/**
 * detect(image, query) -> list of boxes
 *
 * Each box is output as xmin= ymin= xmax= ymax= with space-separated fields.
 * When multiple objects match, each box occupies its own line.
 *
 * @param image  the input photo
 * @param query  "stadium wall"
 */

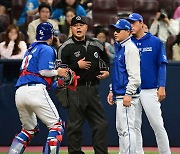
xmin=0 ymin=60 xmax=179 ymax=147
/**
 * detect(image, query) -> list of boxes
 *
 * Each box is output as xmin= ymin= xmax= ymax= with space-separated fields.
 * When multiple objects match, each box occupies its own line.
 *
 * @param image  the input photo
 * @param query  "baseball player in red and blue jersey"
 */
xmin=127 ymin=13 xmax=171 ymax=154
xmin=8 ymin=22 xmax=68 ymax=154
xmin=107 ymin=19 xmax=141 ymax=154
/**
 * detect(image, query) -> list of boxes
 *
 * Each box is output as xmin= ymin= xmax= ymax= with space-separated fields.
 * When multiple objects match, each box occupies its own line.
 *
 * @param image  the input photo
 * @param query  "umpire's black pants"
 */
xmin=67 ymin=85 xmax=108 ymax=154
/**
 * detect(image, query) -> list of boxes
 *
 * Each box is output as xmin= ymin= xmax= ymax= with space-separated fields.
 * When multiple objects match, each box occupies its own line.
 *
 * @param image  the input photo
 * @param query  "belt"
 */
xmin=28 ymin=83 xmax=37 ymax=86
xmin=78 ymin=81 xmax=97 ymax=87
xmin=16 ymin=83 xmax=46 ymax=91
xmin=26 ymin=83 xmax=46 ymax=88
xmin=116 ymin=93 xmax=140 ymax=99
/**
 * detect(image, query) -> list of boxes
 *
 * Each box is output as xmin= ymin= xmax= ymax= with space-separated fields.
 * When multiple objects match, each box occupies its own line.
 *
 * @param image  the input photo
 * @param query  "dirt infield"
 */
xmin=1 ymin=146 xmax=180 ymax=153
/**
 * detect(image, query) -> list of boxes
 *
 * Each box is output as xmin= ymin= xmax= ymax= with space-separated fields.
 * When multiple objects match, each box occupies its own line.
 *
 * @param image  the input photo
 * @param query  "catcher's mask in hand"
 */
xmin=55 ymin=63 xmax=80 ymax=90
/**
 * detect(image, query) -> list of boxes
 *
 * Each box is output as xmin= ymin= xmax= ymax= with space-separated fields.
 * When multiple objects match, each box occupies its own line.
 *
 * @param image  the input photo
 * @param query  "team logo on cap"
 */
xmin=39 ymin=30 xmax=44 ymax=36
xmin=116 ymin=20 xmax=120 ymax=25
xmin=76 ymin=16 xmax=81 ymax=20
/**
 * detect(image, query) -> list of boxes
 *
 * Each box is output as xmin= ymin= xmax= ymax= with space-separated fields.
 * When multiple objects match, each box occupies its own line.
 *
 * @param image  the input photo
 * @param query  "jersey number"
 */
xmin=21 ymin=55 xmax=33 ymax=69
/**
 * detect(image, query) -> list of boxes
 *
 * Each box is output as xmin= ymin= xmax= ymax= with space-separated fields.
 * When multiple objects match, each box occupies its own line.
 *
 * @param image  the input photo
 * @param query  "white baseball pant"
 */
xmin=135 ymin=89 xmax=171 ymax=154
xmin=116 ymin=97 xmax=139 ymax=154
xmin=15 ymin=84 xmax=60 ymax=130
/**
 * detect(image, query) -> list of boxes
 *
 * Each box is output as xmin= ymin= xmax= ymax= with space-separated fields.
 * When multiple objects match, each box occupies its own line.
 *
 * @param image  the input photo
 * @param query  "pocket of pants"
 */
xmin=55 ymin=87 xmax=69 ymax=108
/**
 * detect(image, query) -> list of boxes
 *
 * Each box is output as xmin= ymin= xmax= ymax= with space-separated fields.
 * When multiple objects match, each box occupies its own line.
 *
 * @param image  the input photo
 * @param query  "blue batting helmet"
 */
xmin=36 ymin=22 xmax=54 ymax=41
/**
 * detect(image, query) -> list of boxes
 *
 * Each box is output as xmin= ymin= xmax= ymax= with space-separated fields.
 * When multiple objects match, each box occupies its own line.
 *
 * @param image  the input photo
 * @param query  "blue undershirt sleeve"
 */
xmin=158 ymin=63 xmax=166 ymax=87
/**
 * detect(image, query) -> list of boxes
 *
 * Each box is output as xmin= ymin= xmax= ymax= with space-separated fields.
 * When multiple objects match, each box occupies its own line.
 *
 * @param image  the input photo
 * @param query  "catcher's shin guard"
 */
xmin=8 ymin=139 xmax=25 ymax=154
xmin=43 ymin=121 xmax=65 ymax=154
xmin=43 ymin=140 xmax=61 ymax=154
xmin=8 ymin=126 xmax=39 ymax=154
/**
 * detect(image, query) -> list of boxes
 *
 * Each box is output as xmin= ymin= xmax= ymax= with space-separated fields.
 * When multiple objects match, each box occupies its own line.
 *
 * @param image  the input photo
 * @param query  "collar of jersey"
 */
xmin=120 ymin=36 xmax=131 ymax=47
xmin=72 ymin=36 xmax=86 ymax=44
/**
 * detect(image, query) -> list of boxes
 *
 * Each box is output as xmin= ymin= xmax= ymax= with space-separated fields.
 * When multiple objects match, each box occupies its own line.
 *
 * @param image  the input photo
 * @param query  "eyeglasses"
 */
xmin=114 ymin=29 xmax=126 ymax=33
xmin=129 ymin=20 xmax=141 ymax=24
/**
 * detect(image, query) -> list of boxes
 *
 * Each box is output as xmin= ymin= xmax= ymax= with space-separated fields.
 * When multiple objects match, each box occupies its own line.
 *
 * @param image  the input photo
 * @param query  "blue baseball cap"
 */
xmin=110 ymin=19 xmax=132 ymax=31
xmin=127 ymin=13 xmax=143 ymax=22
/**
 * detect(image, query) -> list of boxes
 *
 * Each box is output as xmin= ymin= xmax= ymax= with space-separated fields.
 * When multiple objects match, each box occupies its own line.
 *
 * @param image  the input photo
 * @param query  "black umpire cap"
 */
xmin=71 ymin=16 xmax=87 ymax=26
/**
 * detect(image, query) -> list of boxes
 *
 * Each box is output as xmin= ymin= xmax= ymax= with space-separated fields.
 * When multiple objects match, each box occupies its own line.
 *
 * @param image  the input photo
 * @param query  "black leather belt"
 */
xmin=78 ymin=81 xmax=97 ymax=86
xmin=27 ymin=83 xmax=45 ymax=87
xmin=28 ymin=83 xmax=37 ymax=86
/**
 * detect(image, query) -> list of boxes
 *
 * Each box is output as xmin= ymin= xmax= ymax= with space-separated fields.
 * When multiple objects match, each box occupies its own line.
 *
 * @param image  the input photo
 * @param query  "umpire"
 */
xmin=57 ymin=16 xmax=110 ymax=154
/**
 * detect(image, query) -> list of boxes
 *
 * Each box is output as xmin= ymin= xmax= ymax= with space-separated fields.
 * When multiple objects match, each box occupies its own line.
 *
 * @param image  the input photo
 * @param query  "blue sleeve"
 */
xmin=76 ymin=5 xmax=87 ymax=16
xmin=158 ymin=63 xmax=166 ymax=87
xmin=39 ymin=47 xmax=55 ymax=71
xmin=158 ymin=40 xmax=168 ymax=65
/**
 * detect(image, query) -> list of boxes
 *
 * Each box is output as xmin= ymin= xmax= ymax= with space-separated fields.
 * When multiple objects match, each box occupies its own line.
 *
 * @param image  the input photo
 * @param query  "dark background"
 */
xmin=0 ymin=60 xmax=179 ymax=147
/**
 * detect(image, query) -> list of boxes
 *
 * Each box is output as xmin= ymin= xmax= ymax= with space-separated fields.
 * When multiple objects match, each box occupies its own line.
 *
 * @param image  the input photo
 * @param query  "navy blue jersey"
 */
xmin=16 ymin=42 xmax=56 ymax=88
xmin=131 ymin=32 xmax=168 ymax=89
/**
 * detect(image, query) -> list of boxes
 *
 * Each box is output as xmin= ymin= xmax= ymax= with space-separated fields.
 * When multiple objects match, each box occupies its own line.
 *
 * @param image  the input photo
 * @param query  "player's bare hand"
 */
xmin=96 ymin=71 xmax=109 ymax=80
xmin=57 ymin=67 xmax=68 ymax=77
xmin=107 ymin=92 xmax=114 ymax=105
xmin=157 ymin=87 xmax=166 ymax=102
xmin=78 ymin=57 xmax=91 ymax=69
xmin=123 ymin=95 xmax=132 ymax=107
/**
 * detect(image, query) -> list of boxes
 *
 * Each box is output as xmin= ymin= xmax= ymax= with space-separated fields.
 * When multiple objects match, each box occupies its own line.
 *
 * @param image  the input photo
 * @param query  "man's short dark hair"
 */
xmin=38 ymin=3 xmax=51 ymax=13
